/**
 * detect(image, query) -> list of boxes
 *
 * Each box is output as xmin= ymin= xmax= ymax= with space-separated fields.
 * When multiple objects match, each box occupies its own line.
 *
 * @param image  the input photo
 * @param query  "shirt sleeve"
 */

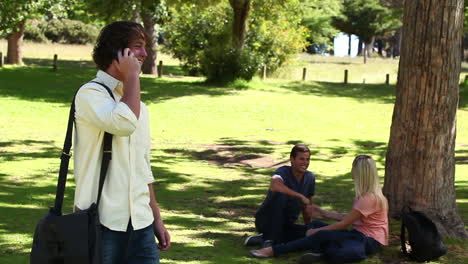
xmin=353 ymin=194 xmax=378 ymax=217
xmin=142 ymin=104 xmax=155 ymax=184
xmin=75 ymin=84 xmax=138 ymax=136
xmin=145 ymin=148 xmax=155 ymax=184
xmin=307 ymin=173 xmax=315 ymax=197
xmin=272 ymin=167 xmax=286 ymax=181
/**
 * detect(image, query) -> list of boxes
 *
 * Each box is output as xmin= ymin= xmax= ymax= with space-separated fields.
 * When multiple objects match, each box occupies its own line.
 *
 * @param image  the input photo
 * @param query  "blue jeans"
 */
xmin=272 ymin=220 xmax=381 ymax=262
xmin=102 ymin=221 xmax=159 ymax=264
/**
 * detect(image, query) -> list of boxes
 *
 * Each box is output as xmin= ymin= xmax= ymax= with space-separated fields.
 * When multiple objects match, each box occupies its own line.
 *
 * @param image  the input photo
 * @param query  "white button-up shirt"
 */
xmin=73 ymin=70 xmax=154 ymax=231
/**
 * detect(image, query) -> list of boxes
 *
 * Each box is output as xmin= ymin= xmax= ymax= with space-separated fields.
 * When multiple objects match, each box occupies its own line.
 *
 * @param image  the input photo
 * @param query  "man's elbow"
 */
xmin=109 ymin=119 xmax=137 ymax=136
xmin=270 ymin=181 xmax=281 ymax=192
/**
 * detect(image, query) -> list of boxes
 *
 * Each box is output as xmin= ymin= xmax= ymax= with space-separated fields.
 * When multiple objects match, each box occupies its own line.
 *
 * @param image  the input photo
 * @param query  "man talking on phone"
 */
xmin=73 ymin=21 xmax=170 ymax=264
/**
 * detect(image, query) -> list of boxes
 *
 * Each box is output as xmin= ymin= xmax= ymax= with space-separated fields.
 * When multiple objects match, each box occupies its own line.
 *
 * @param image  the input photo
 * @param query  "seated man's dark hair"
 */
xmin=290 ymin=144 xmax=310 ymax=158
xmin=93 ymin=21 xmax=147 ymax=71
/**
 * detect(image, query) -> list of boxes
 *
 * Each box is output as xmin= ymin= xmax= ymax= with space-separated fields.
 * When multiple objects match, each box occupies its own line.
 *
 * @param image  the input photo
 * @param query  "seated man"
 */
xmin=244 ymin=144 xmax=316 ymax=247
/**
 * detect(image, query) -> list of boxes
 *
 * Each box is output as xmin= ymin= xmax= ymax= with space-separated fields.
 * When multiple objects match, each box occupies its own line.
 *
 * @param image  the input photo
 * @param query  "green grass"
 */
xmin=0 ymin=41 xmax=467 ymax=263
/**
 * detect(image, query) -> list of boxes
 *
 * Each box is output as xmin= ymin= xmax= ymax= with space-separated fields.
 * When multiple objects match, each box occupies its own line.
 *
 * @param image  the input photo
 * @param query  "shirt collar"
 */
xmin=96 ymin=70 xmax=121 ymax=91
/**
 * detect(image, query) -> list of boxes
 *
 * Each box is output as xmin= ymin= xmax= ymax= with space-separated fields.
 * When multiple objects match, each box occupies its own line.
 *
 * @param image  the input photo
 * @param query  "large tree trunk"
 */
xmin=376 ymin=39 xmax=383 ymax=56
xmin=7 ymin=20 xmax=25 ymax=65
xmin=229 ymin=0 xmax=251 ymax=50
xmin=141 ymin=9 xmax=157 ymax=75
xmin=384 ymin=0 xmax=467 ymax=238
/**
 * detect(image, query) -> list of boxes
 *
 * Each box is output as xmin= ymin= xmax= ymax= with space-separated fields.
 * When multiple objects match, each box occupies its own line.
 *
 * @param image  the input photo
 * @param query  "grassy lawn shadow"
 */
xmin=0 ymin=65 xmax=231 ymax=105
xmin=280 ymin=81 xmax=396 ymax=104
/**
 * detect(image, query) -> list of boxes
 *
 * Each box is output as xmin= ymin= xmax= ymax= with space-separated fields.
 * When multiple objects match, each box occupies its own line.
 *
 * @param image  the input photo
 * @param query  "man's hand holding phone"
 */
xmin=113 ymin=48 xmax=141 ymax=82
xmin=112 ymin=48 xmax=142 ymax=118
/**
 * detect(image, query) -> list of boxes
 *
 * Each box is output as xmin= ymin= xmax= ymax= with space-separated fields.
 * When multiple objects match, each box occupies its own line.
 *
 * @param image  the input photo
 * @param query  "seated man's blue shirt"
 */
xmin=258 ymin=165 xmax=315 ymax=224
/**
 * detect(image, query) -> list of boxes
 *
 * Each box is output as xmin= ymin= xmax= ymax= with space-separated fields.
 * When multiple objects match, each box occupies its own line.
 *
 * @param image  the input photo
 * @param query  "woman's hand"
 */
xmin=300 ymin=194 xmax=311 ymax=206
xmin=306 ymin=228 xmax=320 ymax=236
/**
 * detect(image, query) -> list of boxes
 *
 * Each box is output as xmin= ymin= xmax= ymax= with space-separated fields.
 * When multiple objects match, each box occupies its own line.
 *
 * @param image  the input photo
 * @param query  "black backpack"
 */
xmin=400 ymin=208 xmax=447 ymax=262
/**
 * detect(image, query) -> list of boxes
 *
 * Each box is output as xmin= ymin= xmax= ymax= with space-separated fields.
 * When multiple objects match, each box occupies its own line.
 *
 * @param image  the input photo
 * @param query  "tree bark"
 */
xmin=376 ymin=39 xmax=383 ymax=56
xmin=7 ymin=20 xmax=25 ymax=65
xmin=229 ymin=0 xmax=251 ymax=50
xmin=384 ymin=0 xmax=468 ymax=238
xmin=141 ymin=9 xmax=157 ymax=75
xmin=365 ymin=36 xmax=375 ymax=58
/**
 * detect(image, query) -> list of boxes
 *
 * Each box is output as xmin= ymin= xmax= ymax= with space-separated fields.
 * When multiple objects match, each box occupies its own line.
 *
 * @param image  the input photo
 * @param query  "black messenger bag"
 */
xmin=30 ymin=82 xmax=115 ymax=264
xmin=400 ymin=207 xmax=447 ymax=262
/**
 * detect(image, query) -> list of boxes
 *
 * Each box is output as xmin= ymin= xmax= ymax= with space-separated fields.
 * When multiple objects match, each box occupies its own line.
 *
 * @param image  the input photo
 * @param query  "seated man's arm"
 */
xmin=302 ymin=198 xmax=314 ymax=224
xmin=270 ymin=177 xmax=310 ymax=205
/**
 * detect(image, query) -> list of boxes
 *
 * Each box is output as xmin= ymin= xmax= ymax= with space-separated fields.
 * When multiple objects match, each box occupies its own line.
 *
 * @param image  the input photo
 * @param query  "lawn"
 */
xmin=0 ymin=41 xmax=467 ymax=264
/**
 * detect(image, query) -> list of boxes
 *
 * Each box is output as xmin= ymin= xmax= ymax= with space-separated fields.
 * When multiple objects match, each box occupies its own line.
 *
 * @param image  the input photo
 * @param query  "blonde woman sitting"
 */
xmin=250 ymin=155 xmax=388 ymax=263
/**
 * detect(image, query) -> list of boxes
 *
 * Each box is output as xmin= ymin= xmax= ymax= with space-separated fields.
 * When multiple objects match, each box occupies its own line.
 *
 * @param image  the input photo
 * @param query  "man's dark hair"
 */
xmin=290 ymin=144 xmax=310 ymax=158
xmin=93 ymin=21 xmax=147 ymax=71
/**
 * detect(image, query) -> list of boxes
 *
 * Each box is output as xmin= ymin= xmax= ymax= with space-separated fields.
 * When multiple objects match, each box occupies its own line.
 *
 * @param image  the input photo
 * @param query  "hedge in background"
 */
xmin=25 ymin=19 xmax=99 ymax=44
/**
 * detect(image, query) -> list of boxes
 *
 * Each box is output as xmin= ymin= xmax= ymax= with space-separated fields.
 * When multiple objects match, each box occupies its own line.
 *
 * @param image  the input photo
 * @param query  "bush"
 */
xmin=24 ymin=19 xmax=98 ymax=44
xmin=163 ymin=4 xmax=230 ymax=76
xmin=163 ymin=0 xmax=308 ymax=82
xmin=24 ymin=20 xmax=48 ymax=43
xmin=202 ymin=45 xmax=262 ymax=83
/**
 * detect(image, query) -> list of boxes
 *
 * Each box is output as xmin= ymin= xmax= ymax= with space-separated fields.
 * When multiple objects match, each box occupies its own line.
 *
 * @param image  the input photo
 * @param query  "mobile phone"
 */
xmin=112 ymin=49 xmax=123 ymax=62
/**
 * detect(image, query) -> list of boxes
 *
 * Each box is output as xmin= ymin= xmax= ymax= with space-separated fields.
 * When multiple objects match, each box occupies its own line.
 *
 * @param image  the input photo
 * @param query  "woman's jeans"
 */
xmin=101 ymin=221 xmax=159 ymax=264
xmin=272 ymin=220 xmax=381 ymax=261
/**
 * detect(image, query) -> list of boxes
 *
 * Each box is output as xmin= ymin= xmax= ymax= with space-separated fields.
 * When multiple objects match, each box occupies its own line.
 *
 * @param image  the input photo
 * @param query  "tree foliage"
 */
xmin=0 ymin=0 xmax=51 ymax=34
xmin=333 ymin=0 xmax=401 ymax=43
xmin=300 ymin=0 xmax=341 ymax=47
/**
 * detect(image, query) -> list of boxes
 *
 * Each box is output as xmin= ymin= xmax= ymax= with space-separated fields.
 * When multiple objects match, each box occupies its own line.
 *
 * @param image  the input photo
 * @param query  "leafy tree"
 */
xmin=333 ymin=0 xmax=401 ymax=62
xmin=0 ymin=0 xmax=103 ymax=64
xmin=300 ymin=0 xmax=341 ymax=50
xmin=0 ymin=0 xmax=54 ymax=64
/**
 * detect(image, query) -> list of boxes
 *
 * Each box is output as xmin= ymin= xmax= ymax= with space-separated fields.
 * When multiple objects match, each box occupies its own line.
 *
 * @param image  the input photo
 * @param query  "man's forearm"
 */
xmin=148 ymin=184 xmax=163 ymax=223
xmin=271 ymin=178 xmax=304 ymax=200
xmin=121 ymin=74 xmax=141 ymax=118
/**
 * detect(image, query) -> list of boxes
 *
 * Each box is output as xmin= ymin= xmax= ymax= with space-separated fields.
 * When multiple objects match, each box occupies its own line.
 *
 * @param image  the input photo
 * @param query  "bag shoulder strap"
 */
xmin=53 ymin=81 xmax=115 ymax=215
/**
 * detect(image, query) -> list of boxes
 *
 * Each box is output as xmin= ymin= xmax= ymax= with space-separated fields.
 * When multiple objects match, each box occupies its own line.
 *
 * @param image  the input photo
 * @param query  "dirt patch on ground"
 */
xmin=160 ymin=140 xmax=291 ymax=168
xmin=199 ymin=144 xmax=288 ymax=168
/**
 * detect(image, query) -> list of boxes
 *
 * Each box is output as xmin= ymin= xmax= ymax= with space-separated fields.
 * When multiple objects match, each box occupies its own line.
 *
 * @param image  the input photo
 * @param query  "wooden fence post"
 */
xmin=0 ymin=52 xmax=3 ymax=67
xmin=386 ymin=74 xmax=390 ymax=85
xmin=157 ymin=60 xmax=163 ymax=77
xmin=302 ymin=67 xmax=307 ymax=81
xmin=262 ymin=64 xmax=267 ymax=80
xmin=53 ymin=54 xmax=58 ymax=71
xmin=344 ymin=69 xmax=348 ymax=84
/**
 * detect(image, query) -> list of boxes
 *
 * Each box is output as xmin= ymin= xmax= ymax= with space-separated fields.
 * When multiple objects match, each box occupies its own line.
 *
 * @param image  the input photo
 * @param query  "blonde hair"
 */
xmin=352 ymin=155 xmax=388 ymax=210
